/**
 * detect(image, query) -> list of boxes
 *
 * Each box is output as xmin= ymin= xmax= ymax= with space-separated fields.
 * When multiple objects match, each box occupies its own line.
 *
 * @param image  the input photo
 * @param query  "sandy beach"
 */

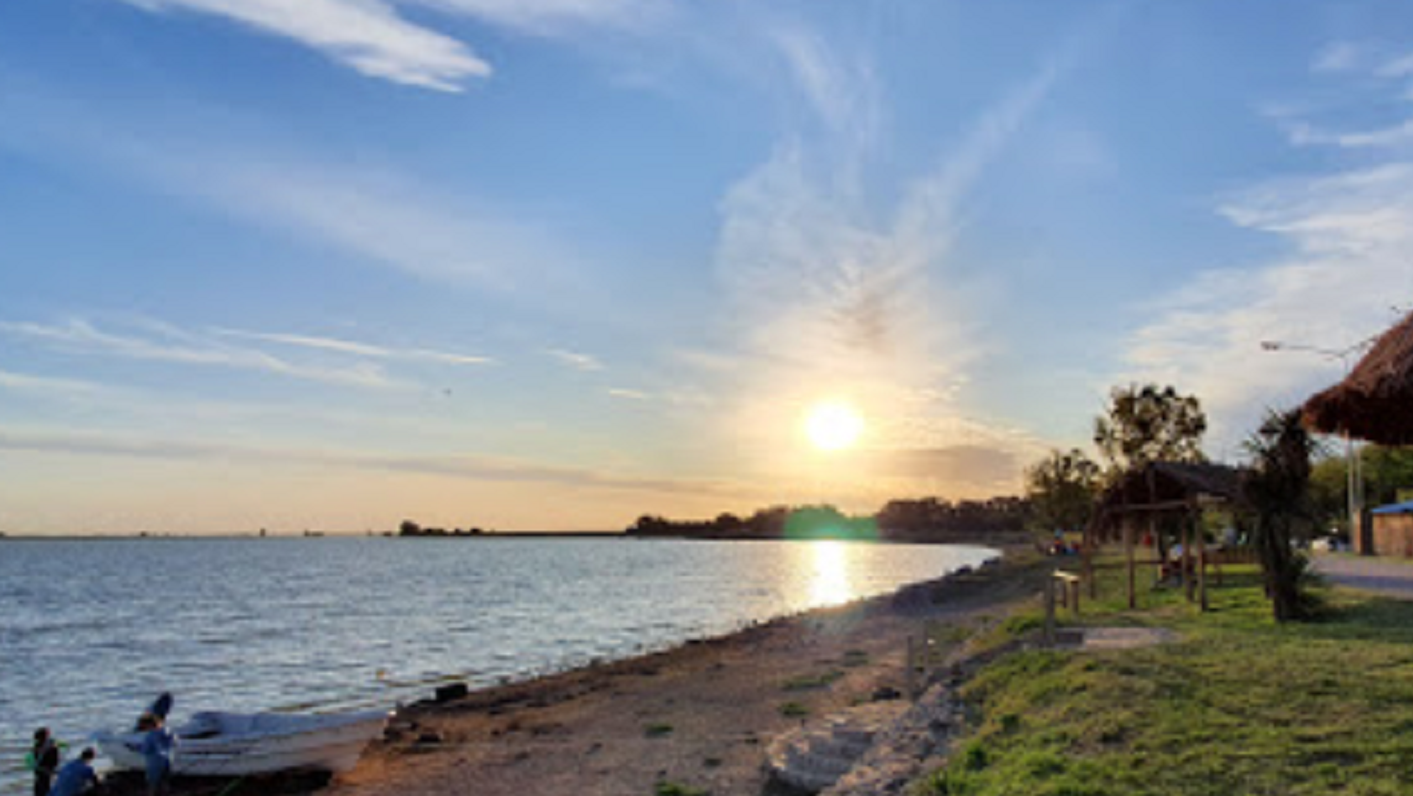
xmin=312 ymin=544 xmax=1042 ymax=796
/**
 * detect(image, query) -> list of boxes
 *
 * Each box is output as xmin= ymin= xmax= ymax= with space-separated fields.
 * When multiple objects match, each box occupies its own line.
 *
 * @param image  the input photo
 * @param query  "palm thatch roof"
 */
xmin=1303 ymin=310 xmax=1413 ymax=445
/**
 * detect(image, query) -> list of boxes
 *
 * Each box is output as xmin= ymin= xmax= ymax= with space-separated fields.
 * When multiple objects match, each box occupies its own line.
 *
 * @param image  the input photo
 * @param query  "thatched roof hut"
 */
xmin=1303 ymin=310 xmax=1413 ymax=445
xmin=1092 ymin=461 xmax=1246 ymax=530
xmin=1088 ymin=461 xmax=1246 ymax=612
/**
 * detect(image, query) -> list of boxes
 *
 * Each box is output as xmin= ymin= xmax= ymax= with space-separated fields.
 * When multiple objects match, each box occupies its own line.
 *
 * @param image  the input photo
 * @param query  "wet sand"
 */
xmin=317 ymin=544 xmax=1043 ymax=796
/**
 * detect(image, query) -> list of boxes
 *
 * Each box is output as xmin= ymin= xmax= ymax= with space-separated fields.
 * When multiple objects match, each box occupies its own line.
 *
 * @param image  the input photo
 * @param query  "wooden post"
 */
xmin=922 ymin=621 xmax=935 ymax=683
xmin=1182 ymin=516 xmax=1193 ymax=602
xmin=1147 ymin=466 xmax=1161 ymax=588
xmin=905 ymin=635 xmax=916 ymax=697
xmin=1124 ymin=519 xmax=1136 ymax=610
xmin=1044 ymin=573 xmax=1057 ymax=646
xmin=1084 ymin=544 xmax=1097 ymax=600
xmin=1196 ymin=503 xmax=1209 ymax=612
xmin=1070 ymin=577 xmax=1081 ymax=617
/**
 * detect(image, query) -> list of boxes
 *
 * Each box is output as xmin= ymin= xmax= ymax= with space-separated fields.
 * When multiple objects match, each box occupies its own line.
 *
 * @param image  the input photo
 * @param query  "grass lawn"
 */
xmin=914 ymin=557 xmax=1413 ymax=795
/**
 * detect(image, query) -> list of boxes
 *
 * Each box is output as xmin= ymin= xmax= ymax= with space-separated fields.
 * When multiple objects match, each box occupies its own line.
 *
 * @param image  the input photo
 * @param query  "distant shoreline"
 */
xmin=0 ymin=530 xmax=623 ymax=540
xmin=0 ymin=530 xmax=1028 ymax=545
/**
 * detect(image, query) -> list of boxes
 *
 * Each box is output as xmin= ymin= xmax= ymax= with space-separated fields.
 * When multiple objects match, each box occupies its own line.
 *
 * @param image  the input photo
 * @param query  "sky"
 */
xmin=4 ymin=1 xmax=1413 ymax=534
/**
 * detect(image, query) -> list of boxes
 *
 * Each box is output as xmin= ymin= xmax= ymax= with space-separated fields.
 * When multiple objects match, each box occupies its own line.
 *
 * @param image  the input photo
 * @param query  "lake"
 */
xmin=0 ymin=536 xmax=995 ymax=794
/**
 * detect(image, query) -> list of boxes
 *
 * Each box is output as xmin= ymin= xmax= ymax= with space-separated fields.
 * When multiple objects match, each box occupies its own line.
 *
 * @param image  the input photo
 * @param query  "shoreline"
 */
xmin=86 ymin=542 xmax=1041 ymax=796
xmin=321 ymin=543 xmax=1042 ymax=796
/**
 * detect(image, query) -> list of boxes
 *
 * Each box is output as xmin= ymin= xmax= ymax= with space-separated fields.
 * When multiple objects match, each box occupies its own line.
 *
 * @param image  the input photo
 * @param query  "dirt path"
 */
xmin=1313 ymin=553 xmax=1413 ymax=599
xmin=324 ymin=552 xmax=1043 ymax=796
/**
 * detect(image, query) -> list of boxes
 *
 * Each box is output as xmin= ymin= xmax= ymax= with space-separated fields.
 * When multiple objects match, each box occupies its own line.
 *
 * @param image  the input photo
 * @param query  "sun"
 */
xmin=805 ymin=400 xmax=864 ymax=452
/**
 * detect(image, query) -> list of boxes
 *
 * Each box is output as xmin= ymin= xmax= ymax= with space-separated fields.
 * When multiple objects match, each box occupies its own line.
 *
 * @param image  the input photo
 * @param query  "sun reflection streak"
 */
xmin=809 ymin=540 xmax=855 ymax=607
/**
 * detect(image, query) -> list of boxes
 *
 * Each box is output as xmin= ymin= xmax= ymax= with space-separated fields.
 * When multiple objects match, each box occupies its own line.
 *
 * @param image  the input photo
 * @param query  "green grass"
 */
xmin=654 ymin=781 xmax=708 ymax=796
xmin=781 ymin=669 xmax=845 ymax=691
xmin=779 ymin=701 xmax=810 ymax=718
xmin=841 ymin=649 xmax=871 ymax=667
xmin=913 ymin=559 xmax=1413 ymax=796
xmin=644 ymin=722 xmax=674 ymax=738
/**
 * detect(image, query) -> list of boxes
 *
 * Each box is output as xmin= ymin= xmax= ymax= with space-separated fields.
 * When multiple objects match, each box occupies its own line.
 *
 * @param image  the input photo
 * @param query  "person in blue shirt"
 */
xmin=49 ymin=748 xmax=99 ymax=796
xmin=140 ymin=716 xmax=175 ymax=796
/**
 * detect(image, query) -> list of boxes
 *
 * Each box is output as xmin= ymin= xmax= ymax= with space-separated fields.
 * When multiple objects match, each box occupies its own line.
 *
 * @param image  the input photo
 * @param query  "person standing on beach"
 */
xmin=49 ymin=748 xmax=99 ymax=796
xmin=29 ymin=727 xmax=61 ymax=796
xmin=141 ymin=716 xmax=175 ymax=796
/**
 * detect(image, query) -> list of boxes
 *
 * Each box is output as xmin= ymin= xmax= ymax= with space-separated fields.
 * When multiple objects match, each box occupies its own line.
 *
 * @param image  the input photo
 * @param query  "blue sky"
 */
xmin=3 ymin=0 xmax=1413 ymax=533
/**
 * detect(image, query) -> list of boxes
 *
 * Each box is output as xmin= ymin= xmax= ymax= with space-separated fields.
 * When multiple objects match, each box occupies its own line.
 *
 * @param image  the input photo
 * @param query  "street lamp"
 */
xmin=1261 ymin=339 xmax=1371 ymax=541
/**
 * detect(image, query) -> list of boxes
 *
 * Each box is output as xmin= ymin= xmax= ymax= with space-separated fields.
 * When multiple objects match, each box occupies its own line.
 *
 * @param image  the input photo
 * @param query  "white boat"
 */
xmin=96 ymin=709 xmax=390 ymax=777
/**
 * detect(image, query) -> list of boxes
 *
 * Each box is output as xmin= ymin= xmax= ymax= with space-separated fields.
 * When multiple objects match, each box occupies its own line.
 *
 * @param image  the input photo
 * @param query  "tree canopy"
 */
xmin=1094 ymin=384 xmax=1207 ymax=474
xmin=1360 ymin=445 xmax=1413 ymax=506
xmin=1025 ymin=448 xmax=1101 ymax=532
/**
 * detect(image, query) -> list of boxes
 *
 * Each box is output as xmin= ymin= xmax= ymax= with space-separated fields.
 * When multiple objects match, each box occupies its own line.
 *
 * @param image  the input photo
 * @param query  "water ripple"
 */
xmin=0 ymin=537 xmax=993 ymax=796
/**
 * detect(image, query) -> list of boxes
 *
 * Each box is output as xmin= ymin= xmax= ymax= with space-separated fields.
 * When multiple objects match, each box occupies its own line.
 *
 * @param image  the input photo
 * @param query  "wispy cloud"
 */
xmin=0 ymin=369 xmax=106 ymax=398
xmin=707 ymin=40 xmax=1069 ymax=484
xmin=1286 ymin=42 xmax=1413 ymax=149
xmin=0 ymin=317 xmax=398 ymax=388
xmin=0 ymin=426 xmax=743 ymax=497
xmin=417 ymin=0 xmax=661 ymax=36
xmin=113 ymin=0 xmax=663 ymax=91
xmin=1289 ymin=119 xmax=1413 ymax=149
xmin=770 ymin=26 xmax=879 ymax=145
xmin=214 ymin=328 xmax=494 ymax=366
xmin=116 ymin=0 xmax=488 ymax=91
xmin=866 ymin=445 xmax=1019 ymax=488
xmin=607 ymin=387 xmax=650 ymax=401
xmin=0 ymin=87 xmax=577 ymax=291
xmin=546 ymin=347 xmax=604 ymax=371
xmin=180 ymin=156 xmax=569 ymax=289
xmin=1120 ymin=64 xmax=1413 ymax=450
xmin=1312 ymin=41 xmax=1365 ymax=73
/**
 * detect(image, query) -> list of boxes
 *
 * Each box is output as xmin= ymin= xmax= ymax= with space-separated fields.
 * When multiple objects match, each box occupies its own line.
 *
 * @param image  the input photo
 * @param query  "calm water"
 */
xmin=0 ymin=536 xmax=994 ymax=793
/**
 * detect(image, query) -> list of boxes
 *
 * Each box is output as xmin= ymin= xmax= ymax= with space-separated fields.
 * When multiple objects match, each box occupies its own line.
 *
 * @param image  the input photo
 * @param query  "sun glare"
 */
xmin=805 ymin=400 xmax=864 ymax=452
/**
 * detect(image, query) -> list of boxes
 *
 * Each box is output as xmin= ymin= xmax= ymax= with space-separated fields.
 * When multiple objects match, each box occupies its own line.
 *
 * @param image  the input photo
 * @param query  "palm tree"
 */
xmin=1242 ymin=410 xmax=1321 ymax=622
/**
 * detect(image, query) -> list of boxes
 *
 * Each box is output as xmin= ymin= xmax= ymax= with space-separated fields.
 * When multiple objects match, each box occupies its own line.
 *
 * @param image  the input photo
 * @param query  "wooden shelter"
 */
xmin=1303 ymin=310 xmax=1413 ymax=445
xmin=1089 ymin=462 xmax=1246 ymax=612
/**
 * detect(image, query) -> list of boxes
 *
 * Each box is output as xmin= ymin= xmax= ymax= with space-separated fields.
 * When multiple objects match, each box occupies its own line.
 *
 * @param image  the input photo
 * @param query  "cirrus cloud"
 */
xmin=1119 ymin=54 xmax=1413 ymax=451
xmin=112 ymin=0 xmax=664 ymax=91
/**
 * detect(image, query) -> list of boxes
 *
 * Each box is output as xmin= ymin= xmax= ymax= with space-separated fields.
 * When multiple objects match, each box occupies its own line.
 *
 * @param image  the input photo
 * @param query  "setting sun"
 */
xmin=805 ymin=400 xmax=864 ymax=452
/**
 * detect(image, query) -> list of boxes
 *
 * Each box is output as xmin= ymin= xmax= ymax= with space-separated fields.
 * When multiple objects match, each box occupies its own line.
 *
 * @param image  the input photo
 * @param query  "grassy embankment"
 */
xmin=916 ymin=555 xmax=1413 ymax=795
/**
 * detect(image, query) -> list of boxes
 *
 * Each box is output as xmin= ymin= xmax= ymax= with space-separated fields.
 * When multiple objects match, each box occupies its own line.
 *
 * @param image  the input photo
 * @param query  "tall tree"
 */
xmin=1025 ymin=449 xmax=1101 ymax=532
xmin=1309 ymin=455 xmax=1350 ymax=534
xmin=1094 ymin=384 xmax=1207 ymax=474
xmin=1360 ymin=445 xmax=1413 ymax=506
xmin=1243 ymin=410 xmax=1320 ymax=623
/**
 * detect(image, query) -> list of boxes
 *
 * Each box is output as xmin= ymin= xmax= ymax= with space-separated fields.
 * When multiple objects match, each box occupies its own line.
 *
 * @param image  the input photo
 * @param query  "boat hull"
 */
xmin=97 ymin=710 xmax=389 ymax=777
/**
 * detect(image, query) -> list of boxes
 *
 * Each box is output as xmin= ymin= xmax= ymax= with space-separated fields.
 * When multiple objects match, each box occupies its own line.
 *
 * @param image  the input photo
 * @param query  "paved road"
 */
xmin=1313 ymin=554 xmax=1413 ymax=599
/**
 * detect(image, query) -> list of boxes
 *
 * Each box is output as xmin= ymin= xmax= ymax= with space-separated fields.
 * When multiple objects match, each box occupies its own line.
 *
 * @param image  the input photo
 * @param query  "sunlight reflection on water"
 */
xmin=808 ymin=540 xmax=854 ymax=606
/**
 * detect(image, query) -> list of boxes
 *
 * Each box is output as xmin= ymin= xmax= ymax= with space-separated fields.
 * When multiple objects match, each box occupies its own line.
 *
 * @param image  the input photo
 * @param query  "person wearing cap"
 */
xmin=49 ymin=748 xmax=99 ymax=796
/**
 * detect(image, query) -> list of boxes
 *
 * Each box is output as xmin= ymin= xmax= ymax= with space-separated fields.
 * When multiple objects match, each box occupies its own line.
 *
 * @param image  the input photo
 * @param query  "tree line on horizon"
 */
xmin=398 ymin=519 xmax=487 ymax=537
xmin=625 ymin=496 xmax=1029 ymax=542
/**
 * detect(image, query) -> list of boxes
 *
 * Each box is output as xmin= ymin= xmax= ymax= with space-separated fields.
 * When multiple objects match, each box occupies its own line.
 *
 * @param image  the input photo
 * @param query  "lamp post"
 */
xmin=1261 ymin=339 xmax=1369 ymax=541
